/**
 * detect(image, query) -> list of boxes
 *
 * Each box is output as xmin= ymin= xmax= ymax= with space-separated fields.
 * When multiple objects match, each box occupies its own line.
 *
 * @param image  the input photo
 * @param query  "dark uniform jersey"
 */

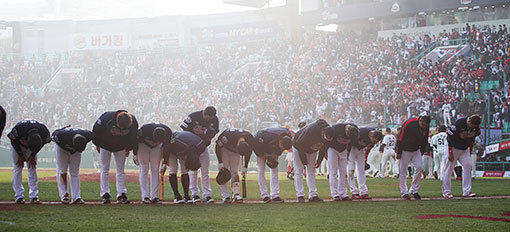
xmin=215 ymin=128 xmax=254 ymax=168
xmin=447 ymin=117 xmax=481 ymax=150
xmin=0 ymin=106 xmax=6 ymax=139
xmin=92 ymin=110 xmax=138 ymax=152
xmin=253 ymin=127 xmax=292 ymax=157
xmin=52 ymin=127 xmax=94 ymax=153
xmin=350 ymin=127 xmax=376 ymax=150
xmin=293 ymin=119 xmax=330 ymax=154
xmin=163 ymin=131 xmax=206 ymax=162
xmin=326 ymin=123 xmax=358 ymax=153
xmin=396 ymin=117 xmax=429 ymax=154
xmin=136 ymin=123 xmax=173 ymax=150
xmin=180 ymin=110 xmax=219 ymax=146
xmin=8 ymin=120 xmax=51 ymax=157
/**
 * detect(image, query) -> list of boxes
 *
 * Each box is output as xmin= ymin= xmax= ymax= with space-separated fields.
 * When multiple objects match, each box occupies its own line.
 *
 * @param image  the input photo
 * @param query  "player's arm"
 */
xmin=0 ymin=106 xmax=6 ymax=138
xmin=215 ymin=141 xmax=224 ymax=168
xmin=125 ymin=116 xmax=139 ymax=153
xmin=92 ymin=115 xmax=107 ymax=148
xmin=180 ymin=115 xmax=194 ymax=132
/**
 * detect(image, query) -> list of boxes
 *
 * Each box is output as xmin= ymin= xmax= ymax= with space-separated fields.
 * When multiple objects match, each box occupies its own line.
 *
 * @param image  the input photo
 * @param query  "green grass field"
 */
xmin=0 ymin=169 xmax=509 ymax=231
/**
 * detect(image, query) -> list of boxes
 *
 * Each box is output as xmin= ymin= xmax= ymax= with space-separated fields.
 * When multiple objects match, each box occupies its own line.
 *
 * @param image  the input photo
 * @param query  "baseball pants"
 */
xmin=218 ymin=148 xmax=241 ymax=200
xmin=256 ymin=155 xmax=280 ymax=199
xmin=380 ymin=149 xmax=398 ymax=177
xmin=190 ymin=148 xmax=212 ymax=199
xmin=56 ymin=144 xmax=81 ymax=201
xmin=433 ymin=150 xmax=445 ymax=179
xmin=422 ymin=154 xmax=433 ymax=179
xmin=398 ymin=150 xmax=423 ymax=196
xmin=367 ymin=150 xmax=381 ymax=175
xmin=293 ymin=146 xmax=318 ymax=199
xmin=348 ymin=147 xmax=368 ymax=195
xmin=11 ymin=145 xmax=39 ymax=200
xmin=137 ymin=143 xmax=162 ymax=200
xmin=442 ymin=144 xmax=473 ymax=196
xmin=100 ymin=148 xmax=127 ymax=198
xmin=327 ymin=148 xmax=348 ymax=198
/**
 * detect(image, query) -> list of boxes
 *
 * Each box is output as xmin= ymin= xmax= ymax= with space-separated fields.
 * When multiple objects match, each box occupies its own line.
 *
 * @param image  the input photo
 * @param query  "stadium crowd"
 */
xmin=1 ymin=23 xmax=510 ymax=142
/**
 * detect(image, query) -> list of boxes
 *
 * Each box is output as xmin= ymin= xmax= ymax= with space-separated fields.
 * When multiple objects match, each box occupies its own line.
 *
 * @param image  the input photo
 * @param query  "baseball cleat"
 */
xmin=174 ymin=197 xmax=185 ymax=204
xmin=443 ymin=194 xmax=454 ymax=199
xmin=402 ymin=194 xmax=411 ymax=200
xmin=223 ymin=197 xmax=232 ymax=204
xmin=191 ymin=196 xmax=201 ymax=204
xmin=308 ymin=196 xmax=323 ymax=202
xmin=297 ymin=196 xmax=305 ymax=203
xmin=412 ymin=193 xmax=421 ymax=200
xmin=463 ymin=192 xmax=476 ymax=197
xmin=204 ymin=196 xmax=215 ymax=203
xmin=117 ymin=193 xmax=130 ymax=204
xmin=15 ymin=198 xmax=25 ymax=204
xmin=271 ymin=197 xmax=284 ymax=203
xmin=263 ymin=196 xmax=271 ymax=203
xmin=151 ymin=198 xmax=161 ymax=204
xmin=72 ymin=198 xmax=85 ymax=204
xmin=142 ymin=197 xmax=151 ymax=204
xmin=102 ymin=193 xmax=111 ymax=204
xmin=30 ymin=198 xmax=40 ymax=204
xmin=361 ymin=194 xmax=372 ymax=200
xmin=333 ymin=196 xmax=342 ymax=201
xmin=184 ymin=196 xmax=192 ymax=204
xmin=233 ymin=195 xmax=243 ymax=203
xmin=61 ymin=198 xmax=70 ymax=204
xmin=351 ymin=194 xmax=361 ymax=200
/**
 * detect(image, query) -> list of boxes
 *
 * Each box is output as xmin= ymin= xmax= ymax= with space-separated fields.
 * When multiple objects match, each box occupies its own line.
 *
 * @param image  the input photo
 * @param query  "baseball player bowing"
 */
xmin=292 ymin=119 xmax=332 ymax=203
xmin=216 ymin=128 xmax=254 ymax=203
xmin=253 ymin=127 xmax=293 ymax=203
xmin=395 ymin=115 xmax=430 ymax=200
xmin=347 ymin=127 xmax=382 ymax=200
xmin=163 ymin=131 xmax=204 ymax=204
xmin=134 ymin=123 xmax=172 ymax=204
xmin=8 ymin=119 xmax=51 ymax=204
xmin=93 ymin=110 xmax=138 ymax=204
xmin=52 ymin=126 xmax=93 ymax=204
xmin=316 ymin=122 xmax=359 ymax=201
xmin=181 ymin=106 xmax=219 ymax=203
xmin=442 ymin=114 xmax=481 ymax=199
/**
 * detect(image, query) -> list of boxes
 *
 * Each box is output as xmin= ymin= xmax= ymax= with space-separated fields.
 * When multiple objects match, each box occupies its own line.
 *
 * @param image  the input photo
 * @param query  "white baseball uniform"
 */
xmin=430 ymin=132 xmax=447 ymax=179
xmin=137 ymin=143 xmax=162 ymax=200
xmin=347 ymin=146 xmax=368 ymax=195
xmin=380 ymin=134 xmax=398 ymax=177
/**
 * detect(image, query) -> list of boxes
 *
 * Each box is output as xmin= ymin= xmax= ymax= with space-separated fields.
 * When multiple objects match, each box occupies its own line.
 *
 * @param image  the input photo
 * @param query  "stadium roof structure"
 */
xmin=224 ymin=0 xmax=270 ymax=8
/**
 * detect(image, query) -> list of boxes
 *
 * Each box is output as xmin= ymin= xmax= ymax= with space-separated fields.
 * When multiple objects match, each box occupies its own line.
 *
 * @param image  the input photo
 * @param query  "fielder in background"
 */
xmin=347 ymin=127 xmax=382 ymax=199
xmin=421 ymin=133 xmax=434 ymax=179
xmin=93 ymin=110 xmax=138 ymax=204
xmin=442 ymin=114 xmax=481 ymax=199
xmin=52 ymin=126 xmax=93 ymax=204
xmin=471 ymin=136 xmax=483 ymax=179
xmin=134 ymin=123 xmax=172 ymax=204
xmin=163 ymin=131 xmax=204 ymax=204
xmin=317 ymin=122 xmax=358 ymax=201
xmin=430 ymin=125 xmax=447 ymax=180
xmin=292 ymin=119 xmax=331 ymax=203
xmin=379 ymin=128 xmax=398 ymax=178
xmin=396 ymin=115 xmax=430 ymax=200
xmin=8 ymin=119 xmax=51 ymax=204
xmin=215 ymin=128 xmax=254 ymax=203
xmin=181 ymin=106 xmax=219 ymax=203
xmin=253 ymin=127 xmax=293 ymax=203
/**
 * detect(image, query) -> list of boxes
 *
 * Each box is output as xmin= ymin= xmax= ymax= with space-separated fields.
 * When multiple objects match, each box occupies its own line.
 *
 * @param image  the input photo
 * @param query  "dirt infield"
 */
xmin=415 ymin=212 xmax=510 ymax=222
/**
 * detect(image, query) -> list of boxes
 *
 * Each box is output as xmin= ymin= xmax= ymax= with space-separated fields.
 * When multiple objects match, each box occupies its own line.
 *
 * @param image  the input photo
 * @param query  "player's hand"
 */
xmin=314 ymin=161 xmax=321 ymax=169
xmin=95 ymin=146 xmax=100 ymax=153
xmin=448 ymin=147 xmax=454 ymax=162
xmin=133 ymin=155 xmax=139 ymax=166
xmin=16 ymin=156 xmax=25 ymax=169
xmin=396 ymin=153 xmax=401 ymax=160
xmin=241 ymin=167 xmax=247 ymax=178
xmin=27 ymin=156 xmax=37 ymax=169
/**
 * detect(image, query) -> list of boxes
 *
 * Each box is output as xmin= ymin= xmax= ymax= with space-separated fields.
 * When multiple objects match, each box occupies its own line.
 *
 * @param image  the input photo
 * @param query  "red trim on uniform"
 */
xmin=399 ymin=118 xmax=419 ymax=142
